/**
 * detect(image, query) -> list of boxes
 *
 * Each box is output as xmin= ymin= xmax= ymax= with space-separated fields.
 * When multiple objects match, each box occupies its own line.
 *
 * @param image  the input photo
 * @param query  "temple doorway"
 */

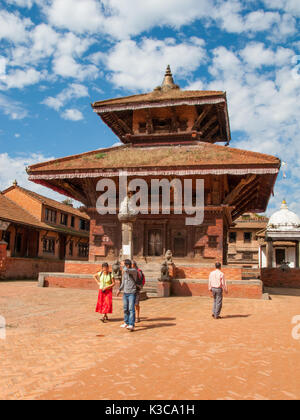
xmin=173 ymin=237 xmax=186 ymax=257
xmin=148 ymin=229 xmax=163 ymax=256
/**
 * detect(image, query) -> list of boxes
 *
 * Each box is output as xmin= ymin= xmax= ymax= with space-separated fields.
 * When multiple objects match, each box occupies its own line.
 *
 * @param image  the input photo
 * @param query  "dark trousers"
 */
xmin=212 ymin=287 xmax=223 ymax=318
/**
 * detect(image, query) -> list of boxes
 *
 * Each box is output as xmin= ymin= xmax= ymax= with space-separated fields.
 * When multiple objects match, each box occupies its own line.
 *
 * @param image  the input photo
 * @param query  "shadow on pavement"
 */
xmin=221 ymin=314 xmax=251 ymax=319
xmin=143 ymin=317 xmax=176 ymax=322
xmin=134 ymin=322 xmax=177 ymax=332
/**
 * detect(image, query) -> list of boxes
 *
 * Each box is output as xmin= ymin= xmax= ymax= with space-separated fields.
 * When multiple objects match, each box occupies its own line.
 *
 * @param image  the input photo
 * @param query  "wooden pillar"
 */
xmin=266 ymin=240 xmax=273 ymax=268
xmin=296 ymin=241 xmax=300 ymax=269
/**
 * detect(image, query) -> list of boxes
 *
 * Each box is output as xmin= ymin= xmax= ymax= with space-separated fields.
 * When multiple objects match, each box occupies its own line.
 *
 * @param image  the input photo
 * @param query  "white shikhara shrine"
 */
xmin=259 ymin=200 xmax=300 ymax=268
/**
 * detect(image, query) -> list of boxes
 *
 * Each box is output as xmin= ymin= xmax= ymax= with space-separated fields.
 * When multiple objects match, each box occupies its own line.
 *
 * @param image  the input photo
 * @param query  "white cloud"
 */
xmin=14 ymin=133 xmax=20 ymax=138
xmin=62 ymin=108 xmax=84 ymax=121
xmin=0 ymin=9 xmax=32 ymax=43
xmin=240 ymin=43 xmax=294 ymax=69
xmin=0 ymin=57 xmax=7 ymax=76
xmin=1 ymin=67 xmax=43 ymax=90
xmin=0 ymin=152 xmax=71 ymax=202
xmin=46 ymin=0 xmax=104 ymax=33
xmin=263 ymin=0 xmax=300 ymax=16
xmin=0 ymin=93 xmax=28 ymax=119
xmin=202 ymin=44 xmax=300 ymax=213
xmin=42 ymin=83 xmax=89 ymax=111
xmin=52 ymin=32 xmax=98 ymax=81
xmin=95 ymin=37 xmax=207 ymax=91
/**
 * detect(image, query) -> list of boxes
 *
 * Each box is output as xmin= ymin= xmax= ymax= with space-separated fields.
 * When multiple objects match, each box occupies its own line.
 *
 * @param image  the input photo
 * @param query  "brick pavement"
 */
xmin=0 ymin=281 xmax=299 ymax=400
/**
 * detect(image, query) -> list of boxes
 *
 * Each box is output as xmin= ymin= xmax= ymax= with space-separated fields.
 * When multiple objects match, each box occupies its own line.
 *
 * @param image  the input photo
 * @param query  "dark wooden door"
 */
xmin=174 ymin=237 xmax=186 ymax=257
xmin=148 ymin=230 xmax=163 ymax=256
xmin=59 ymin=235 xmax=67 ymax=260
xmin=275 ymin=249 xmax=285 ymax=265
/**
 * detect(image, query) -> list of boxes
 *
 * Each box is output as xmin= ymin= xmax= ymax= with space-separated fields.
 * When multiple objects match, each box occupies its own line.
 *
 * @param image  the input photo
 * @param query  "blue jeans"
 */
xmin=123 ymin=293 xmax=136 ymax=327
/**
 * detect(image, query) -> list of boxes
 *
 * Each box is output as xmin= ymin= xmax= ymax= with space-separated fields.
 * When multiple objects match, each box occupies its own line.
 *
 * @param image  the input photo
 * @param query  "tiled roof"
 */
xmin=0 ymin=194 xmax=51 ymax=230
xmin=27 ymin=143 xmax=280 ymax=174
xmin=0 ymin=194 xmax=89 ymax=237
xmin=3 ymin=186 xmax=89 ymax=219
xmin=92 ymin=89 xmax=225 ymax=109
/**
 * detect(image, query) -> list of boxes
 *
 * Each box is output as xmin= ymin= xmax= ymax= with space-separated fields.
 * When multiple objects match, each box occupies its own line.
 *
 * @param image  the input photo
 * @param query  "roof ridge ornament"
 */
xmin=154 ymin=65 xmax=180 ymax=92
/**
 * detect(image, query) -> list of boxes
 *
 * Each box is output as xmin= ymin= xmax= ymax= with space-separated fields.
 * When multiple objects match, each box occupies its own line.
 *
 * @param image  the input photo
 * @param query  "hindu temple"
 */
xmin=27 ymin=66 xmax=281 ymax=298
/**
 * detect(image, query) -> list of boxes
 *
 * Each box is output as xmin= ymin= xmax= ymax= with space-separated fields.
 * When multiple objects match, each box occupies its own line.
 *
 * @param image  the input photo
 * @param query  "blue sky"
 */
xmin=0 ymin=0 xmax=299 ymax=215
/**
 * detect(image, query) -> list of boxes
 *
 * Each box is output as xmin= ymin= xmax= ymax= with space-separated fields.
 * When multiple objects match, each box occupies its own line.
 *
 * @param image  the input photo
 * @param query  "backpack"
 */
xmin=137 ymin=269 xmax=146 ymax=287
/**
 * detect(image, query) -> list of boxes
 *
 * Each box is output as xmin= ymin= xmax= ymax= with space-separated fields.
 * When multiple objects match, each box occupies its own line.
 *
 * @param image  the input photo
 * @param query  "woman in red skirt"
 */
xmin=94 ymin=262 xmax=115 ymax=322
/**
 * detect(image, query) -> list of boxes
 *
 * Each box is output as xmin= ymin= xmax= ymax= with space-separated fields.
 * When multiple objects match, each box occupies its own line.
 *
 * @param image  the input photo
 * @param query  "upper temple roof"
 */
xmin=91 ymin=66 xmax=230 ymax=146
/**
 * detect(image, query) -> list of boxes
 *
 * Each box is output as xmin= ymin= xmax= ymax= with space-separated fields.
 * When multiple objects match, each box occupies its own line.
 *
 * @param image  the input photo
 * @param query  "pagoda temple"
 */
xmin=27 ymin=66 xmax=280 ymax=265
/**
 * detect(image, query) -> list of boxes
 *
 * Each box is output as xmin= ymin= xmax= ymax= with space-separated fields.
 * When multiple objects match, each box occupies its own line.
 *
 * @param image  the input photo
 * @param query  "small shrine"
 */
xmin=258 ymin=200 xmax=300 ymax=268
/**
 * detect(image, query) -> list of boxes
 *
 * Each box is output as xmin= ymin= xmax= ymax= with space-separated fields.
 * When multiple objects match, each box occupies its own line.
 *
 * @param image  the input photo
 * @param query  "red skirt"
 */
xmin=95 ymin=289 xmax=113 ymax=314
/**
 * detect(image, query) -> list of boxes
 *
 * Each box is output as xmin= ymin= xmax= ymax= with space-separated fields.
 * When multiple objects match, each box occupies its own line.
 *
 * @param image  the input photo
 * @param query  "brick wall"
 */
xmin=3 ymin=257 xmax=64 ymax=280
xmin=65 ymin=261 xmax=108 ymax=274
xmin=261 ymin=268 xmax=300 ymax=288
xmin=0 ymin=242 xmax=7 ymax=278
xmin=171 ymin=279 xmax=262 ymax=299
xmin=175 ymin=266 xmax=243 ymax=281
xmin=44 ymin=275 xmax=98 ymax=290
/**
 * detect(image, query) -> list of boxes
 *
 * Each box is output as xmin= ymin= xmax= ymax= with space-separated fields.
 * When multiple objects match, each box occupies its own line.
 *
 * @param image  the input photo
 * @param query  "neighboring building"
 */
xmin=27 ymin=66 xmax=280 ymax=264
xmin=258 ymin=200 xmax=300 ymax=268
xmin=227 ymin=213 xmax=268 ymax=267
xmin=0 ymin=182 xmax=90 ymax=261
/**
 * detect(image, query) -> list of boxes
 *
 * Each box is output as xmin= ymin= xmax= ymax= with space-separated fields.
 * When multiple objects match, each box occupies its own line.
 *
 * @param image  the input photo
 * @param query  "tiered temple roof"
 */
xmin=27 ymin=66 xmax=281 ymax=220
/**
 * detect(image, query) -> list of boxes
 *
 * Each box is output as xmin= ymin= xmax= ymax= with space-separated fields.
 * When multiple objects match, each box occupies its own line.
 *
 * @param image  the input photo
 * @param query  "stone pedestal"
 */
xmin=157 ymin=281 xmax=171 ymax=297
xmin=121 ymin=222 xmax=134 ymax=260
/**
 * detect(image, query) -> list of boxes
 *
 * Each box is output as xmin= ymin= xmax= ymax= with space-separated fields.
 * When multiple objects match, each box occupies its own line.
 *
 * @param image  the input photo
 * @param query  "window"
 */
xmin=208 ymin=236 xmax=218 ymax=248
xmin=69 ymin=241 xmax=73 ymax=256
xmin=3 ymin=231 xmax=11 ymax=250
xmin=79 ymin=219 xmax=90 ymax=231
xmin=229 ymin=232 xmax=236 ymax=243
xmin=43 ymin=238 xmax=55 ymax=254
xmin=60 ymin=213 xmax=68 ymax=226
xmin=45 ymin=208 xmax=57 ymax=223
xmin=15 ymin=233 xmax=22 ymax=253
xmin=78 ymin=243 xmax=89 ymax=258
xmin=244 ymin=232 xmax=252 ymax=243
xmin=242 ymin=252 xmax=253 ymax=260
xmin=71 ymin=216 xmax=75 ymax=228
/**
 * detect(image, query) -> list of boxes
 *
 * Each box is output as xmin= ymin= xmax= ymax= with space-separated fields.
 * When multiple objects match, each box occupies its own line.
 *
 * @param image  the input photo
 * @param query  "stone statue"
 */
xmin=112 ymin=260 xmax=122 ymax=280
xmin=118 ymin=194 xmax=138 ymax=223
xmin=165 ymin=250 xmax=173 ymax=264
xmin=280 ymin=261 xmax=290 ymax=272
xmin=160 ymin=261 xmax=170 ymax=282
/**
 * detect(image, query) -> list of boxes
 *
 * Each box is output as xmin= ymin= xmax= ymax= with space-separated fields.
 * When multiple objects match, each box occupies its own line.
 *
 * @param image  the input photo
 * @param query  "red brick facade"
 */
xmin=3 ymin=257 xmax=64 ymax=280
xmin=171 ymin=279 xmax=262 ymax=299
xmin=87 ymin=209 xmax=227 ymax=264
xmin=174 ymin=266 xmax=243 ymax=280
xmin=261 ymin=268 xmax=300 ymax=288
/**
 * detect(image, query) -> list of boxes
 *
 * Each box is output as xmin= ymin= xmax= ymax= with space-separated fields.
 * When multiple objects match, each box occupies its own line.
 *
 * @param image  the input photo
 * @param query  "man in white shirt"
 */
xmin=208 ymin=262 xmax=228 ymax=319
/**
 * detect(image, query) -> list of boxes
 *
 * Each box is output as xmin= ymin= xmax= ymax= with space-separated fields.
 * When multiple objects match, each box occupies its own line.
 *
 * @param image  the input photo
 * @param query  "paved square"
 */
xmin=0 ymin=281 xmax=299 ymax=400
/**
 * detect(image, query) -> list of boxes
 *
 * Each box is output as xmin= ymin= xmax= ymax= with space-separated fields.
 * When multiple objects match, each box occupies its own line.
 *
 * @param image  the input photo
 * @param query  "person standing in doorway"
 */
xmin=209 ymin=262 xmax=228 ymax=319
xmin=116 ymin=260 xmax=138 ymax=331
